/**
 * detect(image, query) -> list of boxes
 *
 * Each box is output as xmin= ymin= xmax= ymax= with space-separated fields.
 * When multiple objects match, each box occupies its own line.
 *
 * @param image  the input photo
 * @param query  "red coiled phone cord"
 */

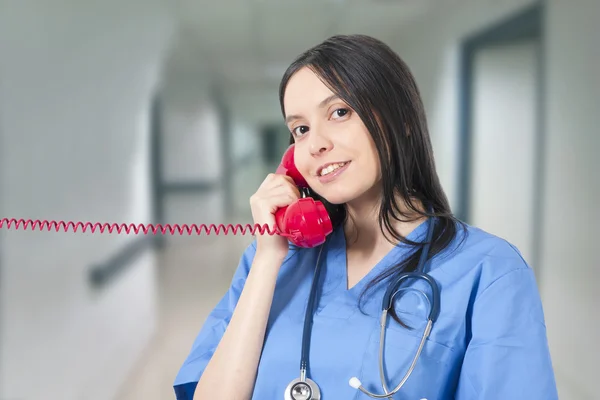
xmin=0 ymin=218 xmax=286 ymax=237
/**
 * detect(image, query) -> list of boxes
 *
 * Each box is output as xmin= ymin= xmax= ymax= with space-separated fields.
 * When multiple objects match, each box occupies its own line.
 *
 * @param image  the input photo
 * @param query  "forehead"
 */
xmin=283 ymin=67 xmax=335 ymax=114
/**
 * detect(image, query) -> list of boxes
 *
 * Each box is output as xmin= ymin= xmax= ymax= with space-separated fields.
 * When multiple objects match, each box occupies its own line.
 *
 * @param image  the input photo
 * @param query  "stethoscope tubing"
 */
xmin=288 ymin=207 xmax=439 ymax=400
xmin=300 ymin=242 xmax=326 ymax=377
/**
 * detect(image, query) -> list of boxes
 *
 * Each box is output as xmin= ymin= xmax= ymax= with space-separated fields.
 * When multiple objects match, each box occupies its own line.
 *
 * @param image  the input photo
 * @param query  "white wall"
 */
xmin=159 ymin=79 xmax=226 ymax=238
xmin=394 ymin=0 xmax=599 ymax=398
xmin=541 ymin=1 xmax=599 ymax=397
xmin=231 ymin=120 xmax=261 ymax=163
xmin=470 ymin=38 xmax=539 ymax=266
xmin=0 ymin=1 xmax=174 ymax=399
xmin=229 ymin=120 xmax=264 ymax=218
xmin=157 ymin=76 xmax=282 ymax=227
xmin=162 ymin=96 xmax=223 ymax=182
xmin=223 ymin=83 xmax=282 ymax=129
xmin=223 ymin=84 xmax=282 ymax=218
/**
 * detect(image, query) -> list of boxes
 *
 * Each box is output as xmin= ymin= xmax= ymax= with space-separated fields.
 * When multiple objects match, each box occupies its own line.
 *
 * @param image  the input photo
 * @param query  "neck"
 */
xmin=343 ymin=191 xmax=426 ymax=250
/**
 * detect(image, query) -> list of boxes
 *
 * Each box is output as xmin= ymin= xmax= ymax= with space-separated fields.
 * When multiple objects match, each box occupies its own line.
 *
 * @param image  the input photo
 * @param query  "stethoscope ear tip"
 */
xmin=348 ymin=377 xmax=362 ymax=389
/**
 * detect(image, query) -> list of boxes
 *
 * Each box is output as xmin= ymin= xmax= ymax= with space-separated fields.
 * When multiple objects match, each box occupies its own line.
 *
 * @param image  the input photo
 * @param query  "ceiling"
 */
xmin=165 ymin=0 xmax=441 ymax=89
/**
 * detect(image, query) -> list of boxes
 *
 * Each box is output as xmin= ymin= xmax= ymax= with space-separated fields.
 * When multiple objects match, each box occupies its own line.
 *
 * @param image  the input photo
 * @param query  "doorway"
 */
xmin=457 ymin=3 xmax=545 ymax=274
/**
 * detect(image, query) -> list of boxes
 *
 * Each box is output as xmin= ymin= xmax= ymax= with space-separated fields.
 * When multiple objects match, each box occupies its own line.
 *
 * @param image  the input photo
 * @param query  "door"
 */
xmin=469 ymin=38 xmax=540 ymax=265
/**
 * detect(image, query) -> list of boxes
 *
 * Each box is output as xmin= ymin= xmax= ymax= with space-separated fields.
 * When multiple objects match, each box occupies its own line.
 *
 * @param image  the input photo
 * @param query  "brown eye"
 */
xmin=292 ymin=125 xmax=309 ymax=137
xmin=331 ymin=108 xmax=350 ymax=119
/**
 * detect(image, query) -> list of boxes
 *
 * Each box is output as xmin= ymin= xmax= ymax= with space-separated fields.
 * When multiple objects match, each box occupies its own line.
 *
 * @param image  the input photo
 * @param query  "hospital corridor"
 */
xmin=0 ymin=0 xmax=598 ymax=399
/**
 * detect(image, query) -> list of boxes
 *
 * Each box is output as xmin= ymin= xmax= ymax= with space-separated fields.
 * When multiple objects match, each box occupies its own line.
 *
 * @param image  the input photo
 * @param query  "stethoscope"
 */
xmin=284 ymin=209 xmax=440 ymax=400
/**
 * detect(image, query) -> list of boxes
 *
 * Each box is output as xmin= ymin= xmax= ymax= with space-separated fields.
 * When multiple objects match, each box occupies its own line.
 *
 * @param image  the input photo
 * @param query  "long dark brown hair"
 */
xmin=278 ymin=34 xmax=467 ymax=326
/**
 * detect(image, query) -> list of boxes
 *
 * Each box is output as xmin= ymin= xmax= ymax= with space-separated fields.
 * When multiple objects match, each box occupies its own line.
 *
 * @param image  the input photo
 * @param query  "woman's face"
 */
xmin=282 ymin=67 xmax=381 ymax=205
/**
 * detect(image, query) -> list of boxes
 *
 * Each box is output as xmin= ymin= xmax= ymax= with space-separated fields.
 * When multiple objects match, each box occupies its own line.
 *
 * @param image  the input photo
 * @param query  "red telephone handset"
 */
xmin=273 ymin=144 xmax=333 ymax=248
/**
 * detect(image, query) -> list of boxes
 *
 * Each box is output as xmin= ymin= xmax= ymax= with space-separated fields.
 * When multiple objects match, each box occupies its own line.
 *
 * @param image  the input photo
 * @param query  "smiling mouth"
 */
xmin=318 ymin=162 xmax=349 ymax=177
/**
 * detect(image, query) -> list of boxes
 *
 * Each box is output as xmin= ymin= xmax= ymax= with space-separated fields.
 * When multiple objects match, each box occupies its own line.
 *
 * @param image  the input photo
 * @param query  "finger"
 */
xmin=261 ymin=177 xmax=301 ymax=197
xmin=252 ymin=188 xmax=298 ymax=208
xmin=250 ymin=184 xmax=299 ymax=209
xmin=264 ymin=174 xmax=299 ymax=189
xmin=266 ymin=193 xmax=301 ymax=211
xmin=264 ymin=182 xmax=301 ymax=199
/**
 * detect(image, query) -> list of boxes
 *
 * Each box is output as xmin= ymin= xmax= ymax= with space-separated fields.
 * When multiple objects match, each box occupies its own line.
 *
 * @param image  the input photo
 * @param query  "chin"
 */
xmin=315 ymin=188 xmax=360 ymax=205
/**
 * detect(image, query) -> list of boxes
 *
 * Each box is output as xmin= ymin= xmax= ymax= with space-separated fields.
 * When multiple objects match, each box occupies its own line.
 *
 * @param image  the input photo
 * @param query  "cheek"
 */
xmin=354 ymin=137 xmax=379 ymax=175
xmin=358 ymin=159 xmax=379 ymax=184
xmin=371 ymin=152 xmax=381 ymax=176
xmin=292 ymin=155 xmax=312 ymax=181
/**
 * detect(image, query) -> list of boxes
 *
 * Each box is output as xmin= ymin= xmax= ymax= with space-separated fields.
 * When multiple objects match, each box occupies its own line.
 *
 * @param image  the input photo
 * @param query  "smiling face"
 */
xmin=283 ymin=67 xmax=382 ymax=206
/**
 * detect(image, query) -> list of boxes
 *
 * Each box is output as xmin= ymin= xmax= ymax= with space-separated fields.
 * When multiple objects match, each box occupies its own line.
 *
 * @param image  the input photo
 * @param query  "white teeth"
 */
xmin=320 ymin=162 xmax=347 ymax=176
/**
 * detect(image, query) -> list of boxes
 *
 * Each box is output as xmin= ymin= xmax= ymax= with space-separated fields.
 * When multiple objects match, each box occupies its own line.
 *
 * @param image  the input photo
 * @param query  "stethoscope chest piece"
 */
xmin=284 ymin=377 xmax=321 ymax=400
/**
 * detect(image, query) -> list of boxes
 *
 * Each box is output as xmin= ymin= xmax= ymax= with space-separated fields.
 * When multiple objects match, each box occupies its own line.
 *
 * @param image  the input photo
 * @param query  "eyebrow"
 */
xmin=285 ymin=94 xmax=341 ymax=124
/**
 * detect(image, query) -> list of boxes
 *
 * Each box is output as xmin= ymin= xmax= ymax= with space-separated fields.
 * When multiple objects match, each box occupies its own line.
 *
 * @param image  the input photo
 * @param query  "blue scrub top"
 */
xmin=173 ymin=220 xmax=558 ymax=399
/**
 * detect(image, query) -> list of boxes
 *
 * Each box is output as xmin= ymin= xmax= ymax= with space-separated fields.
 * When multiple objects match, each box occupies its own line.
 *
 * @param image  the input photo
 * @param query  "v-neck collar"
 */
xmin=314 ymin=218 xmax=430 ymax=319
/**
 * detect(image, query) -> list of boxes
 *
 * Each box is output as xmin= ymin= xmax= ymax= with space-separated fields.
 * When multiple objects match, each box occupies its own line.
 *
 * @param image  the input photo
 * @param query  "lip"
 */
xmin=316 ymin=161 xmax=350 ymax=176
xmin=316 ymin=161 xmax=351 ymax=184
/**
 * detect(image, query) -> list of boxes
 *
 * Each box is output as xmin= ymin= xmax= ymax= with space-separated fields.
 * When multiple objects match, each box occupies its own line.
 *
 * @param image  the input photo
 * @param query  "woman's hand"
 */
xmin=194 ymin=177 xmax=299 ymax=399
xmin=250 ymin=173 xmax=300 ymax=261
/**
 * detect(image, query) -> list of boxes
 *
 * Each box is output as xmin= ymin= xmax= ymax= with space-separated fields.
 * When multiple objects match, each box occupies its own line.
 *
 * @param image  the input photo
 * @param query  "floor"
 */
xmin=115 ymin=232 xmax=255 ymax=400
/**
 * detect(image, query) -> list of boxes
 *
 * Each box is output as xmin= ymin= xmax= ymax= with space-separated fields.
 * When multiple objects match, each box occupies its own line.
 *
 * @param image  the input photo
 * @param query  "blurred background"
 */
xmin=0 ymin=0 xmax=597 ymax=399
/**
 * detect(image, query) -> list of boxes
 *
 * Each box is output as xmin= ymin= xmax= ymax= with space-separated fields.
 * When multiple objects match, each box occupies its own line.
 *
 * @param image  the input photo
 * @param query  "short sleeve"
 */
xmin=455 ymin=264 xmax=559 ymax=399
xmin=172 ymin=241 xmax=257 ymax=400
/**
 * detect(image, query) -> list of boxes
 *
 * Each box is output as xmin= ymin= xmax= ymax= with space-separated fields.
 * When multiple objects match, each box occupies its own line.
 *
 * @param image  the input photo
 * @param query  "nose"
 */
xmin=308 ymin=131 xmax=333 ymax=156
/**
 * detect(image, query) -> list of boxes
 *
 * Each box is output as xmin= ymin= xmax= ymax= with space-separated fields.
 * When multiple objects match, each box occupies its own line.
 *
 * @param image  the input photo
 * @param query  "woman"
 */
xmin=174 ymin=34 xmax=558 ymax=400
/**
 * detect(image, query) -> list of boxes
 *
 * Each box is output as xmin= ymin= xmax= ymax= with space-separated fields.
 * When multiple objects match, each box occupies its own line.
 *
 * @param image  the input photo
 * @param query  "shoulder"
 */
xmin=433 ymin=221 xmax=533 ymax=296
